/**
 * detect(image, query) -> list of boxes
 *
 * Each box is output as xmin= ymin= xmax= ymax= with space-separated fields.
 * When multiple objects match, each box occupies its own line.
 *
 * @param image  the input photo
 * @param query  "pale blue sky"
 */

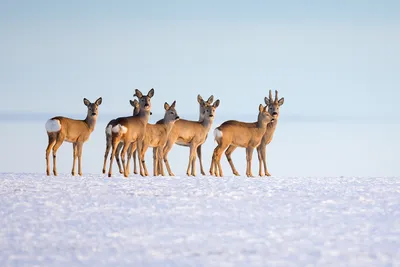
xmin=1 ymin=0 xmax=399 ymax=121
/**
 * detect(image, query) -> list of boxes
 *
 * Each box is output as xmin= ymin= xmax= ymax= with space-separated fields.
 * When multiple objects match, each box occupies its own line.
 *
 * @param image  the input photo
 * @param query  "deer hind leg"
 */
xmin=245 ymin=147 xmax=255 ymax=177
xmin=225 ymin=145 xmax=240 ymax=176
xmin=46 ymin=134 xmax=57 ymax=176
xmin=212 ymin=143 xmax=228 ymax=177
xmin=257 ymin=146 xmax=264 ymax=176
xmin=129 ymin=142 xmax=138 ymax=174
xmin=261 ymin=146 xmax=271 ymax=176
xmin=197 ymin=145 xmax=206 ymax=175
xmin=102 ymin=135 xmax=112 ymax=174
xmin=71 ymin=143 xmax=78 ymax=176
xmin=108 ymin=136 xmax=120 ymax=177
xmin=115 ymin=142 xmax=123 ymax=174
xmin=186 ymin=144 xmax=197 ymax=176
xmin=77 ymin=142 xmax=84 ymax=176
xmin=157 ymin=147 xmax=165 ymax=176
xmin=163 ymin=140 xmax=175 ymax=176
xmin=52 ymin=135 xmax=64 ymax=176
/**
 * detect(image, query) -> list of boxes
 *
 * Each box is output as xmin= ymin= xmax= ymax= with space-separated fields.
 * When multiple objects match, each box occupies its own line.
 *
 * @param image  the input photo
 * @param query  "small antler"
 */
xmin=269 ymin=90 xmax=273 ymax=102
xmin=275 ymin=90 xmax=278 ymax=103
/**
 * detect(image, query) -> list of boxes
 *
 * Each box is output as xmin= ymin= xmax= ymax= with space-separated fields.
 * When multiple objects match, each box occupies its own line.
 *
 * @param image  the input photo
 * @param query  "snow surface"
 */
xmin=0 ymin=173 xmax=399 ymax=267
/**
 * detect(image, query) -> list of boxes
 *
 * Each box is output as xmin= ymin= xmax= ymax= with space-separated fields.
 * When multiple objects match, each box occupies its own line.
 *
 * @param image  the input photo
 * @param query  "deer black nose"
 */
xmin=272 ymin=112 xmax=278 ymax=116
xmin=145 ymin=104 xmax=149 ymax=107
xmin=176 ymin=116 xmax=180 ymax=120
xmin=92 ymin=112 xmax=97 ymax=116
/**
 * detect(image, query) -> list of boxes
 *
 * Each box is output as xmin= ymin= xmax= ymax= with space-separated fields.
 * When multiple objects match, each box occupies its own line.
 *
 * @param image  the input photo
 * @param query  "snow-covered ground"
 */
xmin=0 ymin=173 xmax=399 ymax=267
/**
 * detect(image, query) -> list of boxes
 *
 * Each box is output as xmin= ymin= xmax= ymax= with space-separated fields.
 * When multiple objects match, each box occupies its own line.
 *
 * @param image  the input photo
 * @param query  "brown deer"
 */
xmin=163 ymin=99 xmax=220 ymax=176
xmin=257 ymin=90 xmax=284 ymax=176
xmin=107 ymin=88 xmax=154 ymax=177
xmin=210 ymin=104 xmax=274 ymax=177
xmin=45 ymin=97 xmax=102 ymax=176
xmin=135 ymin=101 xmax=180 ymax=176
xmin=102 ymin=99 xmax=140 ymax=174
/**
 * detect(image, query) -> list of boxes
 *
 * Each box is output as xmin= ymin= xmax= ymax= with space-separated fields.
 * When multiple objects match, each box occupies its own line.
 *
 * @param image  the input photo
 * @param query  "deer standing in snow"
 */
xmin=163 ymin=98 xmax=220 ymax=176
xmin=45 ymin=97 xmax=102 ymax=176
xmin=210 ymin=104 xmax=274 ymax=177
xmin=107 ymin=88 xmax=154 ymax=177
xmin=102 ymin=99 xmax=140 ymax=174
xmin=133 ymin=101 xmax=180 ymax=176
xmin=257 ymin=90 xmax=284 ymax=176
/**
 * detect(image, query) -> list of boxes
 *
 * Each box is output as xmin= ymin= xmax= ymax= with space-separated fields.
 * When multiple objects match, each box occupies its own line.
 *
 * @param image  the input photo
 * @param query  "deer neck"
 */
xmin=201 ymin=116 xmax=214 ymax=130
xmin=137 ymin=109 xmax=151 ymax=123
xmin=266 ymin=116 xmax=279 ymax=131
xmin=84 ymin=115 xmax=98 ymax=132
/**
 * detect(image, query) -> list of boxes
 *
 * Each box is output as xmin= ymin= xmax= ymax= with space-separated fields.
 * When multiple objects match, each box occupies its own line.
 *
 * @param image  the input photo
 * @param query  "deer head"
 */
xmin=83 ymin=97 xmax=102 ymax=117
xmin=258 ymin=104 xmax=275 ymax=127
xmin=163 ymin=100 xmax=180 ymax=123
xmin=134 ymin=88 xmax=154 ymax=112
xmin=204 ymin=99 xmax=220 ymax=119
xmin=264 ymin=90 xmax=284 ymax=119
xmin=198 ymin=95 xmax=214 ymax=121
xmin=129 ymin=99 xmax=140 ymax=115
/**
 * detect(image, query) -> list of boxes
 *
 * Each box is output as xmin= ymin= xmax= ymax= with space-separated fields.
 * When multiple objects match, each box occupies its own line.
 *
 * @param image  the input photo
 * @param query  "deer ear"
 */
xmin=95 ymin=97 xmax=102 ymax=106
xmin=197 ymin=95 xmax=204 ymax=104
xmin=264 ymin=97 xmax=270 ymax=106
xmin=278 ymin=97 xmax=284 ymax=106
xmin=164 ymin=102 xmax=170 ymax=110
xmin=213 ymin=99 xmax=220 ymax=108
xmin=207 ymin=95 xmax=214 ymax=104
xmin=134 ymin=89 xmax=143 ymax=98
xmin=171 ymin=100 xmax=176 ymax=108
xmin=130 ymin=99 xmax=137 ymax=107
xmin=259 ymin=104 xmax=263 ymax=112
xmin=148 ymin=88 xmax=155 ymax=98
xmin=83 ymin=98 xmax=91 ymax=106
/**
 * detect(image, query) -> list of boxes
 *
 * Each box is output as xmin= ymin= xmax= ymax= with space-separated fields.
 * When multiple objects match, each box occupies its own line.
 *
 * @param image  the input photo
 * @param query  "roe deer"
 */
xmin=137 ymin=101 xmax=180 ymax=176
xmin=102 ymin=99 xmax=140 ymax=174
xmin=45 ymin=97 xmax=102 ymax=176
xmin=107 ymin=88 xmax=154 ymax=177
xmin=210 ymin=104 xmax=274 ymax=177
xmin=163 ymin=99 xmax=220 ymax=176
xmin=257 ymin=90 xmax=284 ymax=176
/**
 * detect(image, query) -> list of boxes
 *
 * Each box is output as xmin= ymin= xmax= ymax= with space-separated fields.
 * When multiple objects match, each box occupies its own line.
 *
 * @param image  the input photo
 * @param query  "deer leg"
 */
xmin=77 ymin=142 xmax=83 ymax=176
xmin=261 ymin=146 xmax=271 ymax=176
xmin=140 ymin=142 xmax=149 ymax=176
xmin=153 ymin=147 xmax=158 ymax=176
xmin=225 ymin=145 xmax=240 ymax=176
xmin=126 ymin=142 xmax=134 ymax=175
xmin=52 ymin=137 xmax=64 ymax=176
xmin=130 ymin=142 xmax=138 ymax=174
xmin=191 ymin=145 xmax=199 ymax=176
xmin=214 ymin=143 xmax=228 ymax=177
xmin=157 ymin=147 xmax=165 ymax=176
xmin=163 ymin=140 xmax=175 ymax=176
xmin=257 ymin=146 xmax=264 ymax=176
xmin=246 ymin=147 xmax=255 ymax=177
xmin=108 ymin=137 xmax=120 ymax=177
xmin=102 ymin=135 xmax=111 ymax=174
xmin=197 ymin=145 xmax=206 ymax=175
xmin=137 ymin=140 xmax=146 ymax=176
xmin=115 ymin=142 xmax=123 ymax=174
xmin=46 ymin=134 xmax=56 ymax=176
xmin=121 ymin=142 xmax=131 ymax=178
xmin=71 ymin=143 xmax=78 ymax=176
xmin=209 ymin=146 xmax=217 ymax=176
xmin=186 ymin=145 xmax=195 ymax=176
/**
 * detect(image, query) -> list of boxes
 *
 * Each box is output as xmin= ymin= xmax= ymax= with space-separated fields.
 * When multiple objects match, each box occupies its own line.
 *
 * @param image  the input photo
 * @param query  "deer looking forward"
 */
xmin=45 ymin=97 xmax=102 ymax=176
xmin=107 ymin=88 xmax=154 ymax=177
xmin=161 ymin=95 xmax=216 ymax=176
xmin=210 ymin=104 xmax=274 ymax=177
xmin=102 ymin=99 xmax=140 ymax=174
xmin=135 ymin=101 xmax=180 ymax=176
xmin=163 ymin=98 xmax=220 ymax=176
xmin=257 ymin=90 xmax=284 ymax=176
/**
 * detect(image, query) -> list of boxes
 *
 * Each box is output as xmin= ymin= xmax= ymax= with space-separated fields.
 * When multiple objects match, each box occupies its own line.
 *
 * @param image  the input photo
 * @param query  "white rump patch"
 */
xmin=45 ymin=119 xmax=61 ymax=133
xmin=112 ymin=124 xmax=128 ymax=134
xmin=214 ymin=128 xmax=223 ymax=140
xmin=106 ymin=125 xmax=112 ymax=135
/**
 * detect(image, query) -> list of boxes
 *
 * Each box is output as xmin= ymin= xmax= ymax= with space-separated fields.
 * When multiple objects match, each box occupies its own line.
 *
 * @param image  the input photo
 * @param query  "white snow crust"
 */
xmin=0 ymin=173 xmax=399 ymax=267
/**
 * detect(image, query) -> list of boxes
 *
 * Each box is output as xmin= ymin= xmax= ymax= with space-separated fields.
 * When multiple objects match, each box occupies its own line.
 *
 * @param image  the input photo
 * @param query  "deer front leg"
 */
xmin=225 ymin=145 xmax=240 ymax=176
xmin=77 ymin=142 xmax=83 ymax=176
xmin=71 ymin=143 xmax=78 ymax=176
xmin=186 ymin=145 xmax=196 ymax=176
xmin=246 ymin=147 xmax=255 ymax=177
xmin=257 ymin=146 xmax=264 ymax=176
xmin=46 ymin=135 xmax=56 ymax=176
xmin=153 ymin=147 xmax=158 ymax=176
xmin=140 ymin=142 xmax=150 ymax=176
xmin=137 ymin=140 xmax=146 ymax=176
xmin=126 ymin=142 xmax=135 ymax=175
xmin=115 ymin=142 xmax=124 ymax=174
xmin=191 ymin=145 xmax=199 ymax=176
xmin=130 ymin=142 xmax=138 ymax=174
xmin=163 ymin=140 xmax=175 ymax=176
xmin=197 ymin=145 xmax=206 ymax=175
xmin=261 ymin=146 xmax=271 ymax=176
xmin=52 ymin=137 xmax=64 ymax=176
xmin=157 ymin=147 xmax=165 ymax=176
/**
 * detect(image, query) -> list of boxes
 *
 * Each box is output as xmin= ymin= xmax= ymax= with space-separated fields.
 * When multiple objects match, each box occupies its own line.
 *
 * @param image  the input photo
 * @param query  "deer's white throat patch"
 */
xmin=45 ymin=119 xmax=61 ymax=133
